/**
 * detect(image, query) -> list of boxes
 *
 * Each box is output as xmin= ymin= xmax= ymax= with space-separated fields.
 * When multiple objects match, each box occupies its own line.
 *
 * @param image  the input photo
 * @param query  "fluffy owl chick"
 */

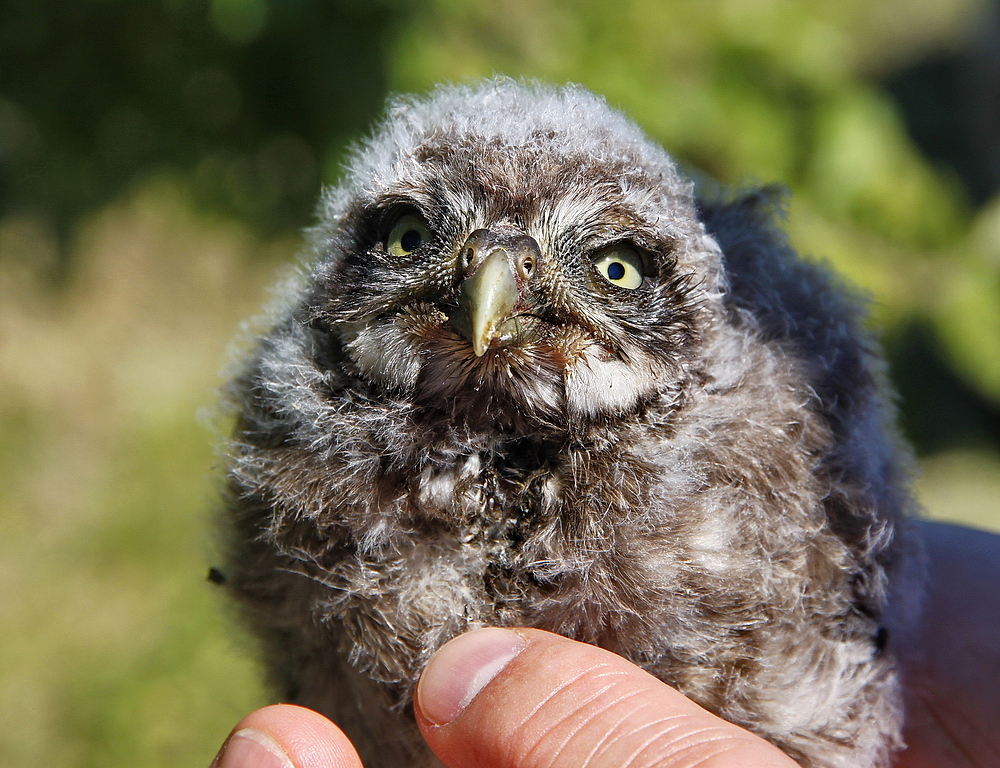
xmin=220 ymin=80 xmax=915 ymax=768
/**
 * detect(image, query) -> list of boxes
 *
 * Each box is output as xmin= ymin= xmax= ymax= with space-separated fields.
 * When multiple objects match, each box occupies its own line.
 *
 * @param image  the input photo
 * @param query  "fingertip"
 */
xmin=213 ymin=726 xmax=293 ymax=768
xmin=213 ymin=704 xmax=363 ymax=768
xmin=417 ymin=628 xmax=797 ymax=768
xmin=416 ymin=627 xmax=529 ymax=726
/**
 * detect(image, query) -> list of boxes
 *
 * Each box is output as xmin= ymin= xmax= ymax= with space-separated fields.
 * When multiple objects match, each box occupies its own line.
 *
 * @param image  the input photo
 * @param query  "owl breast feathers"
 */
xmin=221 ymin=80 xmax=916 ymax=768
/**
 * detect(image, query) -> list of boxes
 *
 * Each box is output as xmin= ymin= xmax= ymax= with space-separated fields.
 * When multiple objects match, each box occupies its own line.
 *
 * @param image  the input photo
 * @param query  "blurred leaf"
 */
xmin=0 ymin=0 xmax=406 ymax=255
xmin=0 ymin=178 xmax=286 ymax=768
xmin=917 ymin=450 xmax=1000 ymax=534
xmin=933 ymin=196 xmax=1000 ymax=401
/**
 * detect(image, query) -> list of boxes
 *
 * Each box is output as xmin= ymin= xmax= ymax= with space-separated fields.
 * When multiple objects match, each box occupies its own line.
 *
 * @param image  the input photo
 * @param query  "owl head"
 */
xmin=301 ymin=80 xmax=726 ymax=432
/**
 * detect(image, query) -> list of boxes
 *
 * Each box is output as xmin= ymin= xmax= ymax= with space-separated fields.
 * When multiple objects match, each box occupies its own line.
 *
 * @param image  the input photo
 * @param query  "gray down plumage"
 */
xmin=219 ymin=79 xmax=918 ymax=768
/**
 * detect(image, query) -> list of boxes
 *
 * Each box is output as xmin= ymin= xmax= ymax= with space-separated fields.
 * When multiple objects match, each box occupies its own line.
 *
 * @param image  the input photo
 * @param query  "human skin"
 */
xmin=209 ymin=521 xmax=1000 ymax=768
xmin=892 ymin=521 xmax=1000 ymax=767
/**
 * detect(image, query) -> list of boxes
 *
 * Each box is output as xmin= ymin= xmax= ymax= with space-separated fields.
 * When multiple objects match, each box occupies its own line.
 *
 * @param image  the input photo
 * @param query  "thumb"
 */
xmin=209 ymin=704 xmax=362 ymax=768
xmin=415 ymin=628 xmax=798 ymax=768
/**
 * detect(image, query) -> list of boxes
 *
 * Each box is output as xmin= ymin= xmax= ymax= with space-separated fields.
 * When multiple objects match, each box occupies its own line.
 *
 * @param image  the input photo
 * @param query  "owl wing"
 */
xmin=699 ymin=187 xmax=917 ymax=611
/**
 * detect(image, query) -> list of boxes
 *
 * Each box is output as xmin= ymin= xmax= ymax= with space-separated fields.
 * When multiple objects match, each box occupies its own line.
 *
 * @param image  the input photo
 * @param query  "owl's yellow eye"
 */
xmin=386 ymin=213 xmax=431 ymax=258
xmin=592 ymin=246 xmax=644 ymax=289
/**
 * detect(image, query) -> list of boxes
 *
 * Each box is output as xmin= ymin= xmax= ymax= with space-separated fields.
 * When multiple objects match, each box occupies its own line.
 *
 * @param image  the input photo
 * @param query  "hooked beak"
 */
xmin=451 ymin=229 xmax=541 ymax=356
xmin=460 ymin=249 xmax=518 ymax=356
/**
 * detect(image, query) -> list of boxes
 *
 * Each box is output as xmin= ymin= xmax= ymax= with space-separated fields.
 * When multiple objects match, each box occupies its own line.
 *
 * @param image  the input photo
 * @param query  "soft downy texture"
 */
xmin=219 ymin=79 xmax=917 ymax=768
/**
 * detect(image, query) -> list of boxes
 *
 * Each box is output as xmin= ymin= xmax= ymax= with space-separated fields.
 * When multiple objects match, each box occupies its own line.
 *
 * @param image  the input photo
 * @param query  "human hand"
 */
xmin=890 ymin=521 xmax=1000 ymax=768
xmin=210 ymin=627 xmax=797 ymax=768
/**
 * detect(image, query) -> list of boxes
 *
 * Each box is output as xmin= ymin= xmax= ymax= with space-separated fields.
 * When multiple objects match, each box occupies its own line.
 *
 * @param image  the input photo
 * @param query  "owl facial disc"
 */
xmin=451 ymin=228 xmax=541 ymax=356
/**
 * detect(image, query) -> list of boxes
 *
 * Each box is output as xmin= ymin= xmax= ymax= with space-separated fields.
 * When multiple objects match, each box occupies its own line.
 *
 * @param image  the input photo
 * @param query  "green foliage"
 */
xmin=0 ymin=0 xmax=404 ymax=244
xmin=0 ymin=183 xmax=278 ymax=767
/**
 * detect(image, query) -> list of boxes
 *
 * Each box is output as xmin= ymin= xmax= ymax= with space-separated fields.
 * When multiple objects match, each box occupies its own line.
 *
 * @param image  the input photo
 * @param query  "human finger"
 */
xmin=210 ymin=703 xmax=364 ymax=768
xmin=415 ymin=627 xmax=798 ymax=768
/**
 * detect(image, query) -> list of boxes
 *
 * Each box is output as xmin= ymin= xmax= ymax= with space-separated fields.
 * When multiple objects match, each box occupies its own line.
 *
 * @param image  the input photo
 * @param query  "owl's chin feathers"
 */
xmin=339 ymin=305 xmax=676 ymax=431
xmin=563 ymin=344 xmax=680 ymax=421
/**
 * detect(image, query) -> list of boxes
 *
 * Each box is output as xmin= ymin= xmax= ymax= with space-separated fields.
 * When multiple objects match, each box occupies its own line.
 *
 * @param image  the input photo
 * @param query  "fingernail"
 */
xmin=213 ymin=727 xmax=294 ymax=768
xmin=417 ymin=628 xmax=528 ymax=726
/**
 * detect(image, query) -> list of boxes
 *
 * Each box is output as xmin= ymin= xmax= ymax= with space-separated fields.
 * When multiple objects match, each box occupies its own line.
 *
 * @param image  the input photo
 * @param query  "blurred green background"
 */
xmin=2 ymin=1 xmax=999 ymax=765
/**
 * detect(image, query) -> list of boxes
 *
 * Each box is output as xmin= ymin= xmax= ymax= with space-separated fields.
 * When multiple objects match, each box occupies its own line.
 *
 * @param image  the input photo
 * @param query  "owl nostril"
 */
xmin=460 ymin=229 xmax=541 ymax=282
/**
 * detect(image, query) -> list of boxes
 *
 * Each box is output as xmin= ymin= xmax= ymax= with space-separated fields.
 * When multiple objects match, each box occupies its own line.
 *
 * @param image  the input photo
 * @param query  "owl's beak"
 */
xmin=452 ymin=229 xmax=540 ymax=356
